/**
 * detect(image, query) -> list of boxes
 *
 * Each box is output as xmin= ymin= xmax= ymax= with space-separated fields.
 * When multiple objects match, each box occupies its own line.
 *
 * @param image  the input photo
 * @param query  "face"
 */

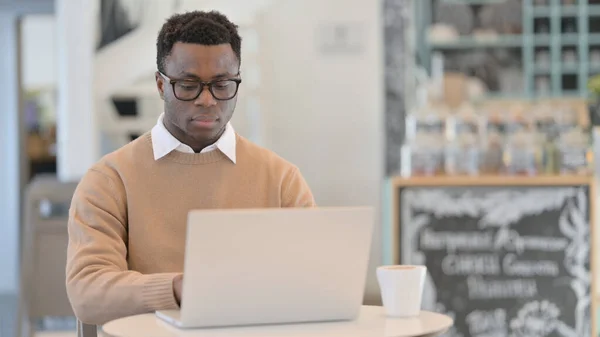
xmin=156 ymin=42 xmax=240 ymax=152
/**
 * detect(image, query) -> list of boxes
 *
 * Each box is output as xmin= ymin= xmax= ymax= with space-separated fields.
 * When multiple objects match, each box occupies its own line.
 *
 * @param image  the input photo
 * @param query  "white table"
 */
xmin=101 ymin=305 xmax=453 ymax=337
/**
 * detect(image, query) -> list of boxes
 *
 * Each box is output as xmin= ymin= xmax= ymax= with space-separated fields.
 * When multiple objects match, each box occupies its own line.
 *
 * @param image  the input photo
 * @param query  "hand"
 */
xmin=173 ymin=274 xmax=183 ymax=305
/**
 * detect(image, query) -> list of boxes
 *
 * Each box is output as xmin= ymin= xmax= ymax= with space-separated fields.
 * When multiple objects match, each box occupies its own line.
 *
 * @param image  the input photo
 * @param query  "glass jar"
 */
xmin=503 ymin=129 xmax=539 ymax=176
xmin=405 ymin=136 xmax=445 ymax=176
xmin=403 ymin=109 xmax=446 ymax=176
xmin=532 ymin=103 xmax=557 ymax=174
xmin=445 ymin=133 xmax=481 ymax=175
xmin=480 ymin=108 xmax=506 ymax=174
xmin=445 ymin=104 xmax=482 ymax=175
xmin=553 ymin=105 xmax=578 ymax=135
xmin=556 ymin=128 xmax=593 ymax=175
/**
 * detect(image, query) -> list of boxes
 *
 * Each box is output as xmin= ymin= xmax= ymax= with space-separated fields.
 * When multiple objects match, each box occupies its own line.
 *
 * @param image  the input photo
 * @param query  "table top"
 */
xmin=101 ymin=305 xmax=453 ymax=337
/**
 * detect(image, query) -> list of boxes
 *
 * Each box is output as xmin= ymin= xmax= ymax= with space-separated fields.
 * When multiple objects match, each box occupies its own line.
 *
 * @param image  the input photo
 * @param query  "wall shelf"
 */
xmin=590 ymin=5 xmax=600 ymax=16
xmin=532 ymin=4 xmax=600 ymax=16
xmin=532 ymin=6 xmax=575 ymax=16
xmin=591 ymin=34 xmax=600 ymax=45
xmin=561 ymin=34 xmax=580 ymax=45
xmin=429 ymin=35 xmax=523 ymax=49
xmin=440 ymin=0 xmax=506 ymax=4
xmin=534 ymin=63 xmax=580 ymax=74
xmin=562 ymin=64 xmax=579 ymax=74
xmin=417 ymin=0 xmax=600 ymax=99
xmin=533 ymin=34 xmax=552 ymax=46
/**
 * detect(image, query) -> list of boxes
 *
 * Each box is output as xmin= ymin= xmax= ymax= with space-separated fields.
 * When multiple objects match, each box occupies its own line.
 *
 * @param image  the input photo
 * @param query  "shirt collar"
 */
xmin=151 ymin=113 xmax=237 ymax=164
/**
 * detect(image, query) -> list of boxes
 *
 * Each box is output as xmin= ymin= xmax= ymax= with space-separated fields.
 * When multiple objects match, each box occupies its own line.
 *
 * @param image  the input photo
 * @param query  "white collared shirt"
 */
xmin=151 ymin=113 xmax=237 ymax=163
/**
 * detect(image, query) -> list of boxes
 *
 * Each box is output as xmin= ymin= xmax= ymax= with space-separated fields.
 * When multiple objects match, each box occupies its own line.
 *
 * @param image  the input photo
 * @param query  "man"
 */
xmin=65 ymin=10 xmax=315 ymax=325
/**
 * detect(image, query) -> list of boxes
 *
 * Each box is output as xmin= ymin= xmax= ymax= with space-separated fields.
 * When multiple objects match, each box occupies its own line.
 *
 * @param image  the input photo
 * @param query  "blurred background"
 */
xmin=1 ymin=0 xmax=600 ymax=336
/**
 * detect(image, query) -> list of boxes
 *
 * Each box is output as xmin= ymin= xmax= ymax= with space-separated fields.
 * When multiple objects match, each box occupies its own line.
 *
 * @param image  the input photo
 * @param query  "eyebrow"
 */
xmin=178 ymin=72 xmax=235 ymax=80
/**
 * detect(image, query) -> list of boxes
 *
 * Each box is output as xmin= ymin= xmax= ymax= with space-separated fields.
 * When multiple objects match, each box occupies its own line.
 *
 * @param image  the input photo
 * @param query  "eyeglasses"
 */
xmin=158 ymin=72 xmax=242 ymax=101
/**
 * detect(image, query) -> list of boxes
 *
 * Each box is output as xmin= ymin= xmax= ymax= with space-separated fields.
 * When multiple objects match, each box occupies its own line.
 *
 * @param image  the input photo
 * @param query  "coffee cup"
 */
xmin=376 ymin=265 xmax=426 ymax=317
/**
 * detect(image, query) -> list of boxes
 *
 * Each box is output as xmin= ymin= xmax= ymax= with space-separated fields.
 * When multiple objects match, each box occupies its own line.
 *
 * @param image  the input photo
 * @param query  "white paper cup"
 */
xmin=376 ymin=265 xmax=427 ymax=317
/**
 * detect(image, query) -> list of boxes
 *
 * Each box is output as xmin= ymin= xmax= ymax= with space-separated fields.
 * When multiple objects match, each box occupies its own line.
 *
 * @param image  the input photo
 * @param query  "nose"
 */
xmin=193 ymin=85 xmax=217 ymax=107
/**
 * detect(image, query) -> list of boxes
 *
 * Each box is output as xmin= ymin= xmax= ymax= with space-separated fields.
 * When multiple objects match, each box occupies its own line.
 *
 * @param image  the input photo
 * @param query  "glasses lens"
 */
xmin=173 ymin=80 xmax=239 ymax=101
xmin=174 ymin=81 xmax=201 ymax=100
xmin=211 ymin=80 xmax=238 ymax=100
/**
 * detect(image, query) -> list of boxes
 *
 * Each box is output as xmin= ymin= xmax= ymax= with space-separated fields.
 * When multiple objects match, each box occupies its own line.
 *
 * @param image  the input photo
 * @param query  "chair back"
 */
xmin=19 ymin=175 xmax=78 ymax=337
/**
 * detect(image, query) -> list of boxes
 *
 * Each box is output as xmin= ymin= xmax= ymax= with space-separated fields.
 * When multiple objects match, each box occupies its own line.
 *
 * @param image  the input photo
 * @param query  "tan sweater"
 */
xmin=65 ymin=132 xmax=315 ymax=325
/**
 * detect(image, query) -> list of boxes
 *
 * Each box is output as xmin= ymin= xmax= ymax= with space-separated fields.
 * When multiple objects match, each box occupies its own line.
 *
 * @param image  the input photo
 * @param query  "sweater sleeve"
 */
xmin=65 ymin=167 xmax=180 ymax=325
xmin=281 ymin=167 xmax=316 ymax=207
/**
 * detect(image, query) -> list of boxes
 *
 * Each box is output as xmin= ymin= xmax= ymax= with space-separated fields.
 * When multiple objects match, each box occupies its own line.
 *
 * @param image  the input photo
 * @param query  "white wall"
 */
xmin=56 ymin=0 xmax=99 ymax=182
xmin=21 ymin=15 xmax=56 ymax=90
xmin=257 ymin=0 xmax=384 ymax=303
xmin=0 ymin=12 xmax=21 ymax=294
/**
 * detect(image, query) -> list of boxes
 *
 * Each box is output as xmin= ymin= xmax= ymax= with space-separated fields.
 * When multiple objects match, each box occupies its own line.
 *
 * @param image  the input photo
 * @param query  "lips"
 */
xmin=192 ymin=115 xmax=218 ymax=122
xmin=190 ymin=116 xmax=219 ymax=129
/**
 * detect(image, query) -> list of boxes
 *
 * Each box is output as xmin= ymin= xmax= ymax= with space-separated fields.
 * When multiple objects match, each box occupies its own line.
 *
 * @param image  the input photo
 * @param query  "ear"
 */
xmin=155 ymin=71 xmax=165 ymax=100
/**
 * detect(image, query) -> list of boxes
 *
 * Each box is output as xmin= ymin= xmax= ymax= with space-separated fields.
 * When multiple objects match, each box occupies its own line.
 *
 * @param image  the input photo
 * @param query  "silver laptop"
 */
xmin=156 ymin=206 xmax=374 ymax=329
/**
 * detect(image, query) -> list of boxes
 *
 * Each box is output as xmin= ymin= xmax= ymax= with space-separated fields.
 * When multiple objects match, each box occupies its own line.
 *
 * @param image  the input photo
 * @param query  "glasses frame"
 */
xmin=158 ymin=71 xmax=242 ymax=101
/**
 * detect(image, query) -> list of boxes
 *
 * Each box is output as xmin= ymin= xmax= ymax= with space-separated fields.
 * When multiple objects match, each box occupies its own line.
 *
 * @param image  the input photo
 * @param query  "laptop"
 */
xmin=156 ymin=206 xmax=374 ymax=329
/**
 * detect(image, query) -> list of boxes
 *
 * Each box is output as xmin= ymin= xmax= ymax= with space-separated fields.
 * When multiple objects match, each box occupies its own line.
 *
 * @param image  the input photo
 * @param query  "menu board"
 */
xmin=397 ymin=184 xmax=594 ymax=337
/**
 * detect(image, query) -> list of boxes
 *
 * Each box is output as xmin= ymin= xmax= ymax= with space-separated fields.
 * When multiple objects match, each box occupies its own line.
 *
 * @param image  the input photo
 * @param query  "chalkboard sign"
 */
xmin=394 ymin=177 xmax=596 ymax=337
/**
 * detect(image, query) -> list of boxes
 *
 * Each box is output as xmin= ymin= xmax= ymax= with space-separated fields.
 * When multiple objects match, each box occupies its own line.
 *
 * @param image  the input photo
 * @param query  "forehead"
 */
xmin=165 ymin=42 xmax=238 ymax=78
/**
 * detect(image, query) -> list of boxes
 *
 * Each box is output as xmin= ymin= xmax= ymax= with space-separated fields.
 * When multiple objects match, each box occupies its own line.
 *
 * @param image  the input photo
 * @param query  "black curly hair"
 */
xmin=156 ymin=10 xmax=242 ymax=73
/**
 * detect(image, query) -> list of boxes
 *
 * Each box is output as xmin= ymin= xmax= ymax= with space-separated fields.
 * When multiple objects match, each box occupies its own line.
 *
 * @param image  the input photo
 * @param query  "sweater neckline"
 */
xmin=145 ymin=133 xmax=227 ymax=165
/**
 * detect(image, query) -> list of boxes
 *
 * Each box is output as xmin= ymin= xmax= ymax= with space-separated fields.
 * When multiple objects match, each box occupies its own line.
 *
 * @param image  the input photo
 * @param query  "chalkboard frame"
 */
xmin=391 ymin=175 xmax=597 ymax=337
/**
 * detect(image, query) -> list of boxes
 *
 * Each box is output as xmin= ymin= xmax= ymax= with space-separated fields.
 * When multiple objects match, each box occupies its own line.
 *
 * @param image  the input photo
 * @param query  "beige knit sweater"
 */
xmin=65 ymin=132 xmax=315 ymax=325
